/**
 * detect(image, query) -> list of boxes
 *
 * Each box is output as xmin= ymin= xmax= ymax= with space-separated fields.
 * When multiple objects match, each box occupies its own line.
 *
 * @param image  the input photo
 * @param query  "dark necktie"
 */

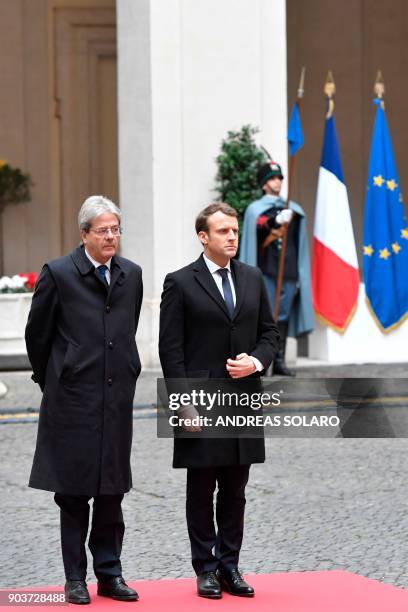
xmin=97 ymin=265 xmax=109 ymax=286
xmin=217 ymin=268 xmax=235 ymax=318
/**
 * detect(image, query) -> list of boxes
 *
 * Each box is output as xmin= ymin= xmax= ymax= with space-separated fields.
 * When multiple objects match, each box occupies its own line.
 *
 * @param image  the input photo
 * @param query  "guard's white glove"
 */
xmin=275 ymin=209 xmax=294 ymax=225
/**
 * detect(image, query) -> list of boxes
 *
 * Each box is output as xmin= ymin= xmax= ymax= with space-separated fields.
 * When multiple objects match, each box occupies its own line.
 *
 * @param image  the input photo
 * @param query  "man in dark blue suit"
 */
xmin=159 ymin=203 xmax=279 ymax=599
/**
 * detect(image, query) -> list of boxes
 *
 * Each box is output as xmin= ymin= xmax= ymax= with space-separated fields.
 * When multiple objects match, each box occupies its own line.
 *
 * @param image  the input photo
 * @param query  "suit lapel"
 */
xmin=108 ymin=256 xmax=125 ymax=296
xmin=193 ymin=255 xmax=231 ymax=319
xmin=231 ymin=258 xmax=247 ymax=320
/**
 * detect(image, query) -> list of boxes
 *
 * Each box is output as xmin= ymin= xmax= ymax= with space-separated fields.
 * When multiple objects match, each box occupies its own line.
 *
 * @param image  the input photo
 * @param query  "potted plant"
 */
xmin=0 ymin=272 xmax=38 ymax=361
xmin=214 ymin=125 xmax=267 ymax=236
xmin=0 ymin=159 xmax=32 ymax=275
xmin=0 ymin=160 xmax=34 ymax=362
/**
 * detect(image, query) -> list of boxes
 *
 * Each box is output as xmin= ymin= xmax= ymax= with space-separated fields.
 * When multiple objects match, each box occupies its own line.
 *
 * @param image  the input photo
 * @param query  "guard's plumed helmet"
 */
xmin=257 ymin=161 xmax=284 ymax=188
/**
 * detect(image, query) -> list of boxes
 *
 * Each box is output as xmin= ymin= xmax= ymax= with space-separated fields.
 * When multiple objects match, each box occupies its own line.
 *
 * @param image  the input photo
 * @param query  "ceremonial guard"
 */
xmin=240 ymin=160 xmax=314 ymax=376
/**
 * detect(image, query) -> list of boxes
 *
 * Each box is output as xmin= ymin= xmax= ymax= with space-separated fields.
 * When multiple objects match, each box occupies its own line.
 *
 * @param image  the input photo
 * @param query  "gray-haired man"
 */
xmin=26 ymin=196 xmax=143 ymax=604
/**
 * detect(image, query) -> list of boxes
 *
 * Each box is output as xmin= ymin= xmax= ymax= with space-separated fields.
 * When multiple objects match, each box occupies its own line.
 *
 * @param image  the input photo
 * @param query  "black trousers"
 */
xmin=186 ymin=465 xmax=250 ymax=575
xmin=54 ymin=493 xmax=125 ymax=581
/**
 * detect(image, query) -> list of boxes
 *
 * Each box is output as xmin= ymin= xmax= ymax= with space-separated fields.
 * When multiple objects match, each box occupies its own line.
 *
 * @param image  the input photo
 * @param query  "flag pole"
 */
xmin=273 ymin=67 xmax=305 ymax=320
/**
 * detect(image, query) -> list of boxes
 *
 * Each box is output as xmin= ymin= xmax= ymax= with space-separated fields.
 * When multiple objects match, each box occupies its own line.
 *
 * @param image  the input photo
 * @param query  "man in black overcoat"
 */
xmin=159 ymin=203 xmax=279 ymax=599
xmin=25 ymin=195 xmax=143 ymax=604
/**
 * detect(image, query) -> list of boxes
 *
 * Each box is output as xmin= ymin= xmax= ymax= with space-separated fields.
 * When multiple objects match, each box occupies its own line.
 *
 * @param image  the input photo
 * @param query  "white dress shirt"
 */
xmin=202 ymin=254 xmax=264 ymax=372
xmin=85 ymin=249 xmax=112 ymax=285
xmin=203 ymin=254 xmax=236 ymax=305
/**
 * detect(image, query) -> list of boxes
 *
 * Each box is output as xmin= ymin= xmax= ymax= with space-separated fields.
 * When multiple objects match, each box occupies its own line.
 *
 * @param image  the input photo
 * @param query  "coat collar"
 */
xmin=71 ymin=245 xmax=125 ymax=293
xmin=192 ymin=253 xmax=247 ymax=320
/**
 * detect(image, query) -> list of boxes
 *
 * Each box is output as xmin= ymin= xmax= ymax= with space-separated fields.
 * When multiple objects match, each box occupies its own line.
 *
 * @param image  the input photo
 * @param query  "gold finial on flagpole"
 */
xmin=324 ymin=70 xmax=336 ymax=118
xmin=297 ymin=66 xmax=306 ymax=99
xmin=374 ymin=70 xmax=385 ymax=109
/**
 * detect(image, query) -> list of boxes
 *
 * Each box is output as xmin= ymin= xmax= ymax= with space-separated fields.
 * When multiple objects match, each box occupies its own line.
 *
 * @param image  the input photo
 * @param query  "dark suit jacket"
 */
xmin=25 ymin=245 xmax=143 ymax=496
xmin=159 ymin=254 xmax=279 ymax=468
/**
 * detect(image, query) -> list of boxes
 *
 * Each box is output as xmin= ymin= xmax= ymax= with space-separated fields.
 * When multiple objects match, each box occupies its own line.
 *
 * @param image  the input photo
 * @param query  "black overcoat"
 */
xmin=25 ymin=246 xmax=143 ymax=496
xmin=159 ymin=254 xmax=279 ymax=468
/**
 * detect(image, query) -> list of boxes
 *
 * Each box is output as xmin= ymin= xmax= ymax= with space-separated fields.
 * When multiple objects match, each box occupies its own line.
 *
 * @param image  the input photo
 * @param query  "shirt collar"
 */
xmin=84 ymin=248 xmax=112 ymax=270
xmin=203 ymin=253 xmax=231 ymax=275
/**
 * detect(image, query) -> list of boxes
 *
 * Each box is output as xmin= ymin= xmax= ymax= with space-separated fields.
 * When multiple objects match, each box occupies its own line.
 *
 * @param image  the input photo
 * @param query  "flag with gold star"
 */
xmin=363 ymin=98 xmax=408 ymax=331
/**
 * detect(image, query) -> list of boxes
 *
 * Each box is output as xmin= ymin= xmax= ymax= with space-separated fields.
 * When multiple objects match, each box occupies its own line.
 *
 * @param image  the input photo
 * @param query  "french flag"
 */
xmin=312 ymin=114 xmax=359 ymax=331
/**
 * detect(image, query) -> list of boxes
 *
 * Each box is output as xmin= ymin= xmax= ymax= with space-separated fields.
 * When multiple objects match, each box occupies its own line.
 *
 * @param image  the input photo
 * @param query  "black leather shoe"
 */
xmin=273 ymin=321 xmax=296 ymax=377
xmin=273 ymin=359 xmax=296 ymax=377
xmin=64 ymin=580 xmax=91 ymax=605
xmin=218 ymin=568 xmax=254 ymax=597
xmin=197 ymin=571 xmax=222 ymax=599
xmin=97 ymin=576 xmax=139 ymax=601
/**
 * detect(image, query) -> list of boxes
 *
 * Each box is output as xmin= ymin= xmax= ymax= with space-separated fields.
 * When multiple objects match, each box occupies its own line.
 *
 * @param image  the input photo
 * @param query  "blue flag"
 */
xmin=363 ymin=99 xmax=408 ymax=331
xmin=287 ymin=102 xmax=304 ymax=156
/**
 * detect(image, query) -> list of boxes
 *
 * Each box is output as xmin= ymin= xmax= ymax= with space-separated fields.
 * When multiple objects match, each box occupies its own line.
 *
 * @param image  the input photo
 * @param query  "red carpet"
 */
xmin=5 ymin=571 xmax=408 ymax=610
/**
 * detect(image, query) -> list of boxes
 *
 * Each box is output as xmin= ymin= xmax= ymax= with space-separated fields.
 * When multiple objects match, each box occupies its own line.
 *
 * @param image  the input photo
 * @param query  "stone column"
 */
xmin=117 ymin=0 xmax=288 ymax=367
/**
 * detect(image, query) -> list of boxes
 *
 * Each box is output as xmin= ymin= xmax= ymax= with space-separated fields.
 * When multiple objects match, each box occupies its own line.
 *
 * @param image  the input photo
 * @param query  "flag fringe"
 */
xmin=313 ymin=301 xmax=358 ymax=335
xmin=365 ymin=296 xmax=408 ymax=334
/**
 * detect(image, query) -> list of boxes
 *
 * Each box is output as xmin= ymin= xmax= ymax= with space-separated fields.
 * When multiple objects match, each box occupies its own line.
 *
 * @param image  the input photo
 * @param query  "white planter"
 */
xmin=0 ymin=293 xmax=33 ymax=356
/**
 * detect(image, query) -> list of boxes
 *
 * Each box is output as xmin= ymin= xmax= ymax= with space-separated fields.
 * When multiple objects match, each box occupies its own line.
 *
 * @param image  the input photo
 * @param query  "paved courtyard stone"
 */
xmin=1 ymin=418 xmax=408 ymax=590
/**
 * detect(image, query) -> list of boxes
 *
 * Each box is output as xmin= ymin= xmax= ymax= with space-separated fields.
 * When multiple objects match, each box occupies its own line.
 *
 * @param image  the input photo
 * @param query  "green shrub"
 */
xmin=214 ymin=125 xmax=267 ymax=230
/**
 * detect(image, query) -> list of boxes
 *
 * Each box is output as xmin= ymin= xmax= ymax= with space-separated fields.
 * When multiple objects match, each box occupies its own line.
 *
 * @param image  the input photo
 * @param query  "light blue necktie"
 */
xmin=217 ymin=268 xmax=234 ymax=318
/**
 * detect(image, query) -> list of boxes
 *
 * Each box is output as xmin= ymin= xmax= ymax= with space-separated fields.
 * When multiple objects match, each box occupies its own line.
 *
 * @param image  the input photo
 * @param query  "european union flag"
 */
xmin=287 ymin=102 xmax=304 ymax=156
xmin=363 ymin=98 xmax=408 ymax=331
